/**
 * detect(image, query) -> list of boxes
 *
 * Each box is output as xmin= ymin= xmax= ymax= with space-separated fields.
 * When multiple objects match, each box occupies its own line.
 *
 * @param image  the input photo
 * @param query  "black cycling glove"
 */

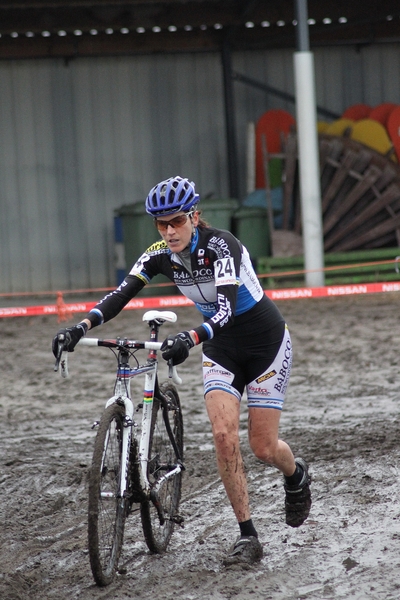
xmin=52 ymin=323 xmax=88 ymax=358
xmin=161 ymin=331 xmax=195 ymax=366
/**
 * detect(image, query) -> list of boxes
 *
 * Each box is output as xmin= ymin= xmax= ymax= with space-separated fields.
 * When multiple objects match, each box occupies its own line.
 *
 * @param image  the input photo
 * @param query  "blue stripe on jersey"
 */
xmin=89 ymin=308 xmax=104 ymax=324
xmin=234 ymin=284 xmax=258 ymax=315
xmin=201 ymin=322 xmax=214 ymax=339
xmin=138 ymin=272 xmax=151 ymax=283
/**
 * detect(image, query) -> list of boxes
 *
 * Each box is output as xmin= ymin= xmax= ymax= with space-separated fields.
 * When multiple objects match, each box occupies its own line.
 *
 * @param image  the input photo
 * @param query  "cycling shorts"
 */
xmin=202 ymin=324 xmax=292 ymax=410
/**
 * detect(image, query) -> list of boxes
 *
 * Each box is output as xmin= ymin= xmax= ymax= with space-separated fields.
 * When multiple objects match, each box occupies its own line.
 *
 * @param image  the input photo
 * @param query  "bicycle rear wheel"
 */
xmin=140 ymin=381 xmax=184 ymax=553
xmin=88 ymin=402 xmax=130 ymax=586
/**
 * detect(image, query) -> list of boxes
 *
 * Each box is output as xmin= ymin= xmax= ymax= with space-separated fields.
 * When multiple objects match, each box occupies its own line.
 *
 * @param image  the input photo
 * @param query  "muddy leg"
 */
xmin=248 ymin=407 xmax=296 ymax=476
xmin=205 ymin=390 xmax=250 ymax=522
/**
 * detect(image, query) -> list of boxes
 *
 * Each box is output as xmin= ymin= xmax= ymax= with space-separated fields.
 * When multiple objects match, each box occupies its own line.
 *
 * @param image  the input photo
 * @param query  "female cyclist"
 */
xmin=52 ymin=176 xmax=311 ymax=565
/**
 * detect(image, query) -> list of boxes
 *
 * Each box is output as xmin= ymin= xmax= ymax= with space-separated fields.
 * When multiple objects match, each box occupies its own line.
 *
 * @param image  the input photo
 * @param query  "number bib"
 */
xmin=215 ymin=257 xmax=236 ymax=286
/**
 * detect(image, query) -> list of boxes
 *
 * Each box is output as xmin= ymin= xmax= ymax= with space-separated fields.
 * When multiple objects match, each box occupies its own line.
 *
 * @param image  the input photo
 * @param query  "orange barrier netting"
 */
xmin=1 ymin=259 xmax=400 ymax=321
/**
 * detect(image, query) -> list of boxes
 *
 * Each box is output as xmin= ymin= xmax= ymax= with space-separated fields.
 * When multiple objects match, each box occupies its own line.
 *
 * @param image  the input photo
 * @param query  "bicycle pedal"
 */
xmin=91 ymin=421 xmax=100 ymax=430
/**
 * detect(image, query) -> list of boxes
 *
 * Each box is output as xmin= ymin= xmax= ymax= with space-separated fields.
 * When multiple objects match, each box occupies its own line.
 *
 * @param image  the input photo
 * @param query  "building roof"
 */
xmin=1 ymin=0 xmax=399 ymax=60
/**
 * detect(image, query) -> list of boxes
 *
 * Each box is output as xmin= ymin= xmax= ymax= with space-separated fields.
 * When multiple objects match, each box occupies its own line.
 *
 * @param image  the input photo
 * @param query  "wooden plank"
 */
xmin=334 ymin=207 xmax=400 ymax=251
xmin=364 ymin=232 xmax=398 ymax=249
xmin=322 ymin=148 xmax=372 ymax=219
xmin=321 ymin=149 xmax=359 ymax=212
xmin=322 ymin=149 xmax=373 ymax=225
xmin=325 ymin=183 xmax=400 ymax=250
xmin=323 ymin=164 xmax=382 ymax=236
xmin=383 ymin=204 xmax=400 ymax=246
xmin=319 ymin=136 xmax=344 ymax=197
xmin=319 ymin=137 xmax=332 ymax=173
xmin=349 ymin=162 xmax=398 ymax=216
xmin=340 ymin=195 xmax=400 ymax=247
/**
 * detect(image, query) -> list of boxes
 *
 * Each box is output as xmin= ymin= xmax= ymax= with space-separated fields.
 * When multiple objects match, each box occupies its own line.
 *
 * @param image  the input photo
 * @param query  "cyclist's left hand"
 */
xmin=161 ymin=331 xmax=194 ymax=365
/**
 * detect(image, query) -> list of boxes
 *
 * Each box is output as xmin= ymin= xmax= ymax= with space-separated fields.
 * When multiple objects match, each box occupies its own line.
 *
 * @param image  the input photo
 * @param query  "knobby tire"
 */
xmin=87 ymin=402 xmax=130 ymax=586
xmin=140 ymin=381 xmax=184 ymax=553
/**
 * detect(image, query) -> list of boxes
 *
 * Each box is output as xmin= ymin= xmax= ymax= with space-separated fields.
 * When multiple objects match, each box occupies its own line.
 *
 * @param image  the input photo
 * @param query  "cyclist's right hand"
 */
xmin=161 ymin=331 xmax=194 ymax=366
xmin=52 ymin=323 xmax=88 ymax=358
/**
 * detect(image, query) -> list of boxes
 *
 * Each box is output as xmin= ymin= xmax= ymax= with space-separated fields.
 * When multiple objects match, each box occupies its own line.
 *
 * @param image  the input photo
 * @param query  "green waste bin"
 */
xmin=198 ymin=198 xmax=239 ymax=231
xmin=114 ymin=202 xmax=175 ymax=296
xmin=233 ymin=207 xmax=270 ymax=265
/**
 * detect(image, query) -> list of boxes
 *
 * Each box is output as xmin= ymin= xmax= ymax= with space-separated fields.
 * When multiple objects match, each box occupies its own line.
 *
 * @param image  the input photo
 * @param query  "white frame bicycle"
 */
xmin=54 ymin=310 xmax=184 ymax=587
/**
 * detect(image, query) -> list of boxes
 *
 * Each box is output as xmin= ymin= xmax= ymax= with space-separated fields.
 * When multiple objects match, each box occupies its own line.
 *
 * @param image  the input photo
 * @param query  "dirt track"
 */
xmin=1 ymin=293 xmax=400 ymax=600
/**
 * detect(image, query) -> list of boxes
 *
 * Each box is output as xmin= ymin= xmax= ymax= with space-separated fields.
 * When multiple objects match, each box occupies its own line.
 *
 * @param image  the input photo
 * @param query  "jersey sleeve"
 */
xmin=86 ymin=274 xmax=146 ymax=327
xmin=192 ymin=232 xmax=242 ymax=343
xmin=86 ymin=242 xmax=168 ymax=328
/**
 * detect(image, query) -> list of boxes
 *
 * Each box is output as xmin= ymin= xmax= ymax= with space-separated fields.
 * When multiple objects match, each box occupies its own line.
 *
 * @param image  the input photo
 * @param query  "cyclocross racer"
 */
xmin=53 ymin=176 xmax=311 ymax=566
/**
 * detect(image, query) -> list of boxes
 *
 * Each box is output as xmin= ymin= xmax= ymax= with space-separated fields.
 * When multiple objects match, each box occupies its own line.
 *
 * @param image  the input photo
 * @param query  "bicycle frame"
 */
xmin=101 ymin=350 xmax=157 ymax=499
xmin=75 ymin=310 xmax=182 ymax=502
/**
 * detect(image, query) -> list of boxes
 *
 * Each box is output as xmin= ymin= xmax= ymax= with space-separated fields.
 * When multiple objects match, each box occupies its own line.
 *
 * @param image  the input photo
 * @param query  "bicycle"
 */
xmin=54 ymin=310 xmax=184 ymax=587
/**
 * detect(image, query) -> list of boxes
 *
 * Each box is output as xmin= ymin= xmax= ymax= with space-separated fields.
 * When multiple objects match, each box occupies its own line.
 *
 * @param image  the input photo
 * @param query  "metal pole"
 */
xmin=294 ymin=0 xmax=324 ymax=286
xmin=221 ymin=40 xmax=240 ymax=201
xmin=295 ymin=0 xmax=310 ymax=51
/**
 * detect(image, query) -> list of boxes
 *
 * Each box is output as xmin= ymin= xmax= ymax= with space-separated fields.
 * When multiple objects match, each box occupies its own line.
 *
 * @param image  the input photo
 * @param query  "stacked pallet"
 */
xmin=253 ymin=106 xmax=400 ymax=255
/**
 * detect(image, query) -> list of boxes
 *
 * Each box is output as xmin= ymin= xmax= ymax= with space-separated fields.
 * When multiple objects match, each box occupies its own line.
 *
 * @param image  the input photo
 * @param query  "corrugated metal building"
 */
xmin=1 ymin=43 xmax=400 ymax=293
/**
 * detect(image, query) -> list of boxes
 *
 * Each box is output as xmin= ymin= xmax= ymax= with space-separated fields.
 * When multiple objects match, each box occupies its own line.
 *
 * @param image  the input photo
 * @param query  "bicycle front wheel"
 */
xmin=88 ymin=402 xmax=129 ymax=586
xmin=141 ymin=381 xmax=184 ymax=553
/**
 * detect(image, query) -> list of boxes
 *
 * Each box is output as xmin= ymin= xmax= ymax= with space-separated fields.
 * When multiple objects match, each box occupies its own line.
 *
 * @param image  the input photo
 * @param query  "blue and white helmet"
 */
xmin=145 ymin=176 xmax=200 ymax=216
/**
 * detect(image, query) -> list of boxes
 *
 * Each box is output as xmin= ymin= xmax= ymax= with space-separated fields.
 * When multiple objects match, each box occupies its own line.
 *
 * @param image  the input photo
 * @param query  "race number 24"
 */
xmin=215 ymin=257 xmax=237 ymax=286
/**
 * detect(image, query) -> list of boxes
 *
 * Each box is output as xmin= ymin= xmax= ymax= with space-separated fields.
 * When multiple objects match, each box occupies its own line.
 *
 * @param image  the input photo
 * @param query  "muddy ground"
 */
xmin=1 ymin=293 xmax=400 ymax=600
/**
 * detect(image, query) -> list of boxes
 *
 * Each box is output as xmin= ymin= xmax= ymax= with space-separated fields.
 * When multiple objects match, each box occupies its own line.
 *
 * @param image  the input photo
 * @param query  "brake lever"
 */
xmin=168 ymin=359 xmax=182 ymax=385
xmin=53 ymin=333 xmax=70 ymax=377
xmin=53 ymin=335 xmax=65 ymax=372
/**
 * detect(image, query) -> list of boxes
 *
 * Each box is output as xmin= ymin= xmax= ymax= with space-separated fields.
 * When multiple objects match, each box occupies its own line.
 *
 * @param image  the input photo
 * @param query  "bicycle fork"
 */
xmin=102 ymin=374 xmax=135 ymax=500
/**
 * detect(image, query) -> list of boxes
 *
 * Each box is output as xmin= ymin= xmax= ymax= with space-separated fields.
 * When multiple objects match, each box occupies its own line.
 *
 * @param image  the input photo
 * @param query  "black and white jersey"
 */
xmin=88 ymin=225 xmax=282 ymax=343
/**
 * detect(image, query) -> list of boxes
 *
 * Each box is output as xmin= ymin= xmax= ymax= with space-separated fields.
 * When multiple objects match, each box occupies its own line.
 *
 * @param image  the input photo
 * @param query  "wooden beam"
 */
xmin=325 ymin=183 xmax=400 ymax=250
xmin=323 ymin=164 xmax=382 ymax=235
xmin=332 ymin=191 xmax=400 ymax=251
